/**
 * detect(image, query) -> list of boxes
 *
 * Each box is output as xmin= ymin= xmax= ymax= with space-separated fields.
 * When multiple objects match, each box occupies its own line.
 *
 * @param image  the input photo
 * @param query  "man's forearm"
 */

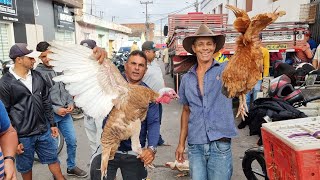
xmin=178 ymin=106 xmax=189 ymax=147
xmin=0 ymin=125 xmax=18 ymax=157
xmin=313 ymin=59 xmax=318 ymax=69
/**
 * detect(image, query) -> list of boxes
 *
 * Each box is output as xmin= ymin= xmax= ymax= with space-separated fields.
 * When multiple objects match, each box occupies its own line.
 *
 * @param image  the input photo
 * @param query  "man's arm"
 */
xmin=175 ymin=105 xmax=190 ymax=163
xmin=313 ymin=46 xmax=320 ymax=69
xmin=0 ymin=80 xmax=12 ymax=113
xmin=139 ymin=102 xmax=160 ymax=165
xmin=0 ymin=101 xmax=18 ymax=180
xmin=146 ymin=103 xmax=160 ymax=147
xmin=40 ymin=76 xmax=55 ymax=127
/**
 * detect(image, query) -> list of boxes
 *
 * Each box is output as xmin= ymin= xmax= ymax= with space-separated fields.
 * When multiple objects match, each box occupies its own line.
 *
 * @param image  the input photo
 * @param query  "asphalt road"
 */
xmin=16 ymin=60 xmax=259 ymax=180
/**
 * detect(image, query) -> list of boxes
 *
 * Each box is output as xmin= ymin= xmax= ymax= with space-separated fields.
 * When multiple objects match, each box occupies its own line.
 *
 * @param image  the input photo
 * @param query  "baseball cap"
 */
xmin=9 ymin=43 xmax=41 ymax=60
xmin=142 ymin=41 xmax=159 ymax=51
xmin=80 ymin=39 xmax=97 ymax=49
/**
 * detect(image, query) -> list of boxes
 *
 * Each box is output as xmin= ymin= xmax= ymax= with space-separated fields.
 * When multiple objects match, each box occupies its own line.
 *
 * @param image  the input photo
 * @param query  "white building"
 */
xmin=75 ymin=1 xmax=132 ymax=57
xmin=200 ymin=0 xmax=312 ymax=24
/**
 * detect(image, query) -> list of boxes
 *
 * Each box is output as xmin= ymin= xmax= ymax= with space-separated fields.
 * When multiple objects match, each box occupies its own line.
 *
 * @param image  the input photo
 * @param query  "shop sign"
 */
xmin=0 ymin=0 xmax=18 ymax=22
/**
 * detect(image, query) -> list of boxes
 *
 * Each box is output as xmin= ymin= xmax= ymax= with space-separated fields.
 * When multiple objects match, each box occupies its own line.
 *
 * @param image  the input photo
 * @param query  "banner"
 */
xmin=53 ymin=3 xmax=75 ymax=31
xmin=0 ymin=0 xmax=18 ymax=21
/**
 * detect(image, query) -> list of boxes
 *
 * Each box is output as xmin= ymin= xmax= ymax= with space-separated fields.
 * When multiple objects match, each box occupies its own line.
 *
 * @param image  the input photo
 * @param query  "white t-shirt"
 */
xmin=142 ymin=60 xmax=165 ymax=92
xmin=9 ymin=67 xmax=33 ymax=92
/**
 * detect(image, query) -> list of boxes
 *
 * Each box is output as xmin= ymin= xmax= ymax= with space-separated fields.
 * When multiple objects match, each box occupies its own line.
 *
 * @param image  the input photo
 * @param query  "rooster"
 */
xmin=46 ymin=43 xmax=178 ymax=178
xmin=222 ymin=5 xmax=286 ymax=119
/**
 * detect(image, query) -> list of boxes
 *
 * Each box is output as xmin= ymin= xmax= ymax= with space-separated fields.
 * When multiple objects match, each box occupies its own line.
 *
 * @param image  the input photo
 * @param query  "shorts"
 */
xmin=16 ymin=128 xmax=59 ymax=173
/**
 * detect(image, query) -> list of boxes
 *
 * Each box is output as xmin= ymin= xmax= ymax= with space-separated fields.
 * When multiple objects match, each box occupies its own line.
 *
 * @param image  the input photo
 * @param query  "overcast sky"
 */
xmin=88 ymin=0 xmax=197 ymax=25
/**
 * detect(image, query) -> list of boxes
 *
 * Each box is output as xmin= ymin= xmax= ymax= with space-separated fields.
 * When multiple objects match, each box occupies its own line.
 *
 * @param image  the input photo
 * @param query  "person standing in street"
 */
xmin=130 ymin=41 xmax=139 ymax=52
xmin=35 ymin=41 xmax=88 ymax=178
xmin=0 ymin=100 xmax=18 ymax=180
xmin=90 ymin=50 xmax=160 ymax=180
xmin=0 ymin=43 xmax=66 ymax=180
xmin=162 ymin=44 xmax=170 ymax=75
xmin=245 ymin=34 xmax=270 ymax=109
xmin=79 ymin=39 xmax=104 ymax=155
xmin=175 ymin=24 xmax=238 ymax=180
xmin=142 ymin=41 xmax=166 ymax=146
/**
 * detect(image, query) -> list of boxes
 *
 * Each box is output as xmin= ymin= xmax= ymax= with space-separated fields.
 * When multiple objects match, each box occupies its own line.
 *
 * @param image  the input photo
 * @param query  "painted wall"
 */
xmin=34 ymin=0 xmax=56 ymax=41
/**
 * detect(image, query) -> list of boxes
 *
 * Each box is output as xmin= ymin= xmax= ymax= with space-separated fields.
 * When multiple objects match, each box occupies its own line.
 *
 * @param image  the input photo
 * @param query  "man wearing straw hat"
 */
xmin=175 ymin=24 xmax=238 ymax=180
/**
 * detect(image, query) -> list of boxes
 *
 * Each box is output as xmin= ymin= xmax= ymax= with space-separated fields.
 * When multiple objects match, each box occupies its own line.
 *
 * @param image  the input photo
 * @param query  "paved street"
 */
xmin=17 ymin=60 xmax=259 ymax=180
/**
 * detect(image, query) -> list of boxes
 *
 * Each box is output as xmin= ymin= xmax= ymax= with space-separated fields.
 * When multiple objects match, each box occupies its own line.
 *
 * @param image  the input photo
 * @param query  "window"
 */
xmin=84 ymin=33 xmax=90 ymax=40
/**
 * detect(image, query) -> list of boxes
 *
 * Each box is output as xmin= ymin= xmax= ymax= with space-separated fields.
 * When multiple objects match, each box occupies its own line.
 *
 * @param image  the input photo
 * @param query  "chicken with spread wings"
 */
xmin=222 ymin=5 xmax=286 ymax=119
xmin=46 ymin=43 xmax=178 ymax=179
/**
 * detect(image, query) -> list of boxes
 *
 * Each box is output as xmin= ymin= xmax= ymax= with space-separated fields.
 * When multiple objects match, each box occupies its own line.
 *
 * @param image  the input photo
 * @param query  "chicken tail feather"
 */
xmin=100 ymin=145 xmax=112 ymax=180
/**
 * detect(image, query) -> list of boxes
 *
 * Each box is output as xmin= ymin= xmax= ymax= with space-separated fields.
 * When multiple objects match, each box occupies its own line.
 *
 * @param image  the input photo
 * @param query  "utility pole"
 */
xmin=160 ymin=18 xmax=163 ymax=44
xmin=90 ymin=0 xmax=93 ymax=15
xmin=140 ymin=1 xmax=153 ymax=41
xmin=195 ymin=0 xmax=199 ymax=12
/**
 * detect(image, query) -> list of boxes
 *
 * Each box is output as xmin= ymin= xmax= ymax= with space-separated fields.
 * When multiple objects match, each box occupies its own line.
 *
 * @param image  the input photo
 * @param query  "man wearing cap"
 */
xmin=175 ymin=25 xmax=238 ymax=180
xmin=0 ymin=43 xmax=66 ymax=180
xmin=79 ymin=39 xmax=104 ymax=154
xmin=141 ymin=41 xmax=166 ymax=146
xmin=35 ymin=41 xmax=88 ymax=178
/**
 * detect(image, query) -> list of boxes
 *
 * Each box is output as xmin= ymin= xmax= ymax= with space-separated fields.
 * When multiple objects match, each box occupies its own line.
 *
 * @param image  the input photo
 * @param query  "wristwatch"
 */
xmin=148 ymin=146 xmax=157 ymax=154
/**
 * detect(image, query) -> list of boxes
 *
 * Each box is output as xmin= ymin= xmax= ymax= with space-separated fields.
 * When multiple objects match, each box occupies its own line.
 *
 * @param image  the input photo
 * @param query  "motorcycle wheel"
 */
xmin=34 ymin=130 xmax=64 ymax=162
xmin=242 ymin=149 xmax=268 ymax=180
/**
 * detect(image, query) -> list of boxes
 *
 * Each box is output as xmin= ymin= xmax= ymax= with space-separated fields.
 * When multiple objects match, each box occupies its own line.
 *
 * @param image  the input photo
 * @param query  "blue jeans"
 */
xmin=16 ymin=128 xmax=58 ymax=173
xmin=246 ymin=80 xmax=262 ymax=109
xmin=188 ymin=140 xmax=233 ymax=180
xmin=54 ymin=114 xmax=77 ymax=169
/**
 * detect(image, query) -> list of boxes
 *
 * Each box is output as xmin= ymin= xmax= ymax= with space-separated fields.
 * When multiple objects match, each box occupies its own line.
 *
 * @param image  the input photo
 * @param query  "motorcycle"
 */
xmin=241 ymin=72 xmax=320 ymax=180
xmin=112 ymin=51 xmax=129 ymax=73
xmin=1 ymin=59 xmax=13 ymax=75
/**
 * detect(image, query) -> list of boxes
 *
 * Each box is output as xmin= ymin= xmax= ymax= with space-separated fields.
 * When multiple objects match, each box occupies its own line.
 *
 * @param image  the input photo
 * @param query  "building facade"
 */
xmin=200 ymin=0 xmax=311 ymax=24
xmin=122 ymin=23 xmax=155 ymax=42
xmin=34 ymin=0 xmax=82 ymax=46
xmin=75 ymin=13 xmax=131 ymax=58
xmin=0 ymin=0 xmax=36 ymax=62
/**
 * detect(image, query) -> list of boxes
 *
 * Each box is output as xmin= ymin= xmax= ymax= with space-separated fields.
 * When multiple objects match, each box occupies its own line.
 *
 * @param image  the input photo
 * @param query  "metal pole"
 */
xmin=160 ymin=18 xmax=163 ymax=43
xmin=90 ymin=0 xmax=93 ymax=15
xmin=140 ymin=1 xmax=153 ymax=41
xmin=195 ymin=0 xmax=199 ymax=12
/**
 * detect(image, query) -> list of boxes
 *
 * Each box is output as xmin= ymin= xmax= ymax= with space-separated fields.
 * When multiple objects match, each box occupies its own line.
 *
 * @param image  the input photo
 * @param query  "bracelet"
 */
xmin=4 ymin=156 xmax=15 ymax=162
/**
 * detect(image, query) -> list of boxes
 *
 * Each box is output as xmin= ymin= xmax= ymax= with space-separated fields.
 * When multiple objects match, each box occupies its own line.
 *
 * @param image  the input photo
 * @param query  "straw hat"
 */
xmin=182 ymin=24 xmax=225 ymax=54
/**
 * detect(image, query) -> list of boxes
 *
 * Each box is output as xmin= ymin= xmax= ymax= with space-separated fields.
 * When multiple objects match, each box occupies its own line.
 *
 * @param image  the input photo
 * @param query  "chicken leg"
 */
xmin=236 ymin=94 xmax=248 ymax=120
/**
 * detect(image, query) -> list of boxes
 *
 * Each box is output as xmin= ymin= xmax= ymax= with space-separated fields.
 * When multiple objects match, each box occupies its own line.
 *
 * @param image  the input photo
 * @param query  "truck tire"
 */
xmin=242 ymin=149 xmax=268 ymax=180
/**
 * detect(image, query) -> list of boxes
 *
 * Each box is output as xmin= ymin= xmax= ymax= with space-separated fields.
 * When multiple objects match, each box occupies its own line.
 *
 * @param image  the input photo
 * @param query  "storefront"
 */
xmin=53 ymin=3 xmax=76 ymax=44
xmin=0 ymin=0 xmax=36 ymax=62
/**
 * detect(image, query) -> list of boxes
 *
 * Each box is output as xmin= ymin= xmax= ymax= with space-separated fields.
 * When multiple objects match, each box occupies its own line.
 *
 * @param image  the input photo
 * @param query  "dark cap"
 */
xmin=9 ymin=43 xmax=41 ymax=60
xmin=80 ymin=39 xmax=97 ymax=49
xmin=142 ymin=41 xmax=159 ymax=51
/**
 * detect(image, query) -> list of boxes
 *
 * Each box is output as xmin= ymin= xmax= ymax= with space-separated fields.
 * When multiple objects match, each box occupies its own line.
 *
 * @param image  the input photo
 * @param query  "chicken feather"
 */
xmin=222 ymin=5 xmax=286 ymax=119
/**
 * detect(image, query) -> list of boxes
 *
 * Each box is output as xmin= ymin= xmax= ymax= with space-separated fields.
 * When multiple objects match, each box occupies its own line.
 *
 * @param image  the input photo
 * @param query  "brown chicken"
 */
xmin=222 ymin=5 xmax=286 ymax=119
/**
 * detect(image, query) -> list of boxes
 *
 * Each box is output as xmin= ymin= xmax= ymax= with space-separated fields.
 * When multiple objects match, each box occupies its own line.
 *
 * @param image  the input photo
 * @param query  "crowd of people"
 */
xmin=0 ymin=23 xmax=320 ymax=180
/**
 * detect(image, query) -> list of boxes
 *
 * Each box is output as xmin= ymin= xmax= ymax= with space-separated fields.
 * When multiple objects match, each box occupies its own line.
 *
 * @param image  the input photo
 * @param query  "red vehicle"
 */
xmin=165 ymin=12 xmax=309 ymax=91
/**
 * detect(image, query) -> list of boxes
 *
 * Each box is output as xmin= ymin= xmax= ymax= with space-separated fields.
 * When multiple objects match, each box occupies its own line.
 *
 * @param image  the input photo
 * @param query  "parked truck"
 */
xmin=165 ymin=12 xmax=309 ymax=92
